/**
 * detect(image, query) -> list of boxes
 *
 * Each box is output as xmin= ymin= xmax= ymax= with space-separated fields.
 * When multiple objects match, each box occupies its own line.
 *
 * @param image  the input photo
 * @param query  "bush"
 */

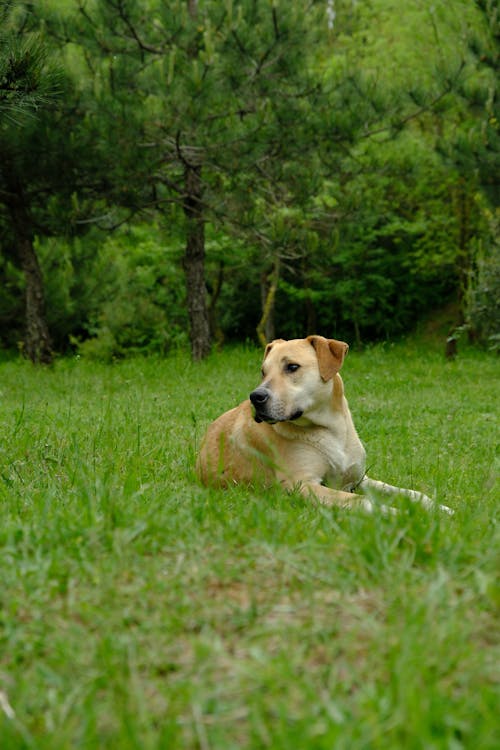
xmin=37 ymin=223 xmax=188 ymax=359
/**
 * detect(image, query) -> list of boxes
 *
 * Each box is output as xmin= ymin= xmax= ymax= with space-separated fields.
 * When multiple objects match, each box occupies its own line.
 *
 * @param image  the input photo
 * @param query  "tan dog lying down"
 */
xmin=197 ymin=335 xmax=451 ymax=514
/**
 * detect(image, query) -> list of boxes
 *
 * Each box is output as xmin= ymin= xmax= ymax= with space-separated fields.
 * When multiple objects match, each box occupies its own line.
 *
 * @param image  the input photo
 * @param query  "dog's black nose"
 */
xmin=250 ymin=387 xmax=270 ymax=406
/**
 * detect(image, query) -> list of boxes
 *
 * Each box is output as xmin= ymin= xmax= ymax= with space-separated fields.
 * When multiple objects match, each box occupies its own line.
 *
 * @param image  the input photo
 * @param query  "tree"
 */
xmin=436 ymin=0 xmax=499 ymax=355
xmin=0 ymin=2 xmax=117 ymax=361
xmin=59 ymin=0 xmax=328 ymax=359
xmin=2 ymin=0 xmax=493 ymax=358
xmin=0 ymin=2 xmax=63 ymax=363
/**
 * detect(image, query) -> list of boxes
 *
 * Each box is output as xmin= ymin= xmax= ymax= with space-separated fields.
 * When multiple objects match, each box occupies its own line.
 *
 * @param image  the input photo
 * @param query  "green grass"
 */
xmin=0 ymin=341 xmax=498 ymax=749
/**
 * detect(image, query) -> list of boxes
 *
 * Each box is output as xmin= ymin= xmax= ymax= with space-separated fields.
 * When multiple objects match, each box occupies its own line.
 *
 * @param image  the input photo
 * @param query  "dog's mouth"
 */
xmin=253 ymin=409 xmax=303 ymax=424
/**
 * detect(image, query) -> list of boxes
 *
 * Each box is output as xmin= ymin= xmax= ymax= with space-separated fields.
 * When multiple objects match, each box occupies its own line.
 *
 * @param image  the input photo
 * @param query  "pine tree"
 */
xmin=0 ymin=2 xmax=64 ymax=363
xmin=61 ymin=0 xmax=328 ymax=359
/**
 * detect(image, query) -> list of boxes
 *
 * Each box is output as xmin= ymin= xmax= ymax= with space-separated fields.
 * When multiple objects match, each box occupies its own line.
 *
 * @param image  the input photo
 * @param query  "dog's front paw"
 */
xmin=360 ymin=497 xmax=375 ymax=513
xmin=361 ymin=498 xmax=398 ymax=516
xmin=417 ymin=494 xmax=454 ymax=516
xmin=380 ymin=503 xmax=399 ymax=516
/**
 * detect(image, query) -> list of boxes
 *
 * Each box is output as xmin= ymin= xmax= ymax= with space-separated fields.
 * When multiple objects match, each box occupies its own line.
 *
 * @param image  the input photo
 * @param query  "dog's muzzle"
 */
xmin=250 ymin=387 xmax=303 ymax=424
xmin=250 ymin=387 xmax=272 ymax=423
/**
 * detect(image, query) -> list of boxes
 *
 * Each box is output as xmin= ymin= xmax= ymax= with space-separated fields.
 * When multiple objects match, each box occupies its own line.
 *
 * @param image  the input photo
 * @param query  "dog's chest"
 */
xmin=278 ymin=424 xmax=366 ymax=489
xmin=313 ymin=431 xmax=362 ymax=486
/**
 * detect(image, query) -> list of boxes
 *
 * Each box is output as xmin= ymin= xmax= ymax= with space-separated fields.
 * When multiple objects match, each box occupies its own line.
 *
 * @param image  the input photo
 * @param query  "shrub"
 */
xmin=37 ymin=223 xmax=188 ymax=359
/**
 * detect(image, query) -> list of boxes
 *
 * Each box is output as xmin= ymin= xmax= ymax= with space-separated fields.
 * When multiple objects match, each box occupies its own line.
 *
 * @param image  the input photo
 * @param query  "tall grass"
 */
xmin=0 ymin=341 xmax=498 ymax=749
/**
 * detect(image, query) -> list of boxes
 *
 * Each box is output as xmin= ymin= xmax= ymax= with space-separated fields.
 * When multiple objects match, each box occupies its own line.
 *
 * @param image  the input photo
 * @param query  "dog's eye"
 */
xmin=285 ymin=363 xmax=300 ymax=373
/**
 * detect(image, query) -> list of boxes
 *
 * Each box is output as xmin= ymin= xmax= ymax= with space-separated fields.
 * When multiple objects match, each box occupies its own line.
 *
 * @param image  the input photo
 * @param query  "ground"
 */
xmin=0 ymin=340 xmax=498 ymax=749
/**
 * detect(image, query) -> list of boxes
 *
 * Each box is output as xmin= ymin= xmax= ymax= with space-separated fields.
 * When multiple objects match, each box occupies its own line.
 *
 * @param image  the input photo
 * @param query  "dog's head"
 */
xmin=250 ymin=335 xmax=349 ymax=424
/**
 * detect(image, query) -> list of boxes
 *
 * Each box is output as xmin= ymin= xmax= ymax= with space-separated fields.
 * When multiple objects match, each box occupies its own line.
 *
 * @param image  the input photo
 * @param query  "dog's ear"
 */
xmin=307 ymin=335 xmax=349 ymax=381
xmin=263 ymin=338 xmax=286 ymax=360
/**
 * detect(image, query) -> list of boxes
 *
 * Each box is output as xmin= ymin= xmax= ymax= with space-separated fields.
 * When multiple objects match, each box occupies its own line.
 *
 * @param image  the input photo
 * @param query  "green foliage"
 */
xmin=0 ymin=1 xmax=62 ymax=123
xmin=0 ymin=251 xmax=23 ymax=347
xmin=0 ymin=0 xmax=498 ymax=356
xmin=235 ymin=133 xmax=461 ymax=344
xmin=0 ymin=343 xmax=498 ymax=747
xmin=35 ymin=224 xmax=188 ymax=359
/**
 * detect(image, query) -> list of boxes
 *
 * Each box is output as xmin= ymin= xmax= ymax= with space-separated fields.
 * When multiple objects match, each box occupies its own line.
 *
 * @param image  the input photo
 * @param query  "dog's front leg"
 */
xmin=359 ymin=477 xmax=453 ymax=515
xmin=283 ymin=479 xmax=377 ymax=512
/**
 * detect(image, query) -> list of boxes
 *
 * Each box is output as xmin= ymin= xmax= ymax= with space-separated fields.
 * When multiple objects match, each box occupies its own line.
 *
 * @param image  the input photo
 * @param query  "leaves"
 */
xmin=0 ymin=0 xmax=498 ymax=353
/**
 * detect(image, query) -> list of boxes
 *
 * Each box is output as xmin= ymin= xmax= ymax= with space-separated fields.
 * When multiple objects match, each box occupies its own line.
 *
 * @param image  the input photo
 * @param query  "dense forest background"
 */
xmin=0 ymin=0 xmax=498 ymax=363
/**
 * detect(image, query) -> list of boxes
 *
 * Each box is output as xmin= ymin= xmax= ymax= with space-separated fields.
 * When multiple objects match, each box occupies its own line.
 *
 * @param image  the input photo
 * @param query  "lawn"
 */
xmin=0 ymin=341 xmax=498 ymax=749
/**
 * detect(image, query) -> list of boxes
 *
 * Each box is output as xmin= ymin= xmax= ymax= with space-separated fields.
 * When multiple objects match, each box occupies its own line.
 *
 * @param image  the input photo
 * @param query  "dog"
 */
xmin=197 ymin=335 xmax=451 ymax=514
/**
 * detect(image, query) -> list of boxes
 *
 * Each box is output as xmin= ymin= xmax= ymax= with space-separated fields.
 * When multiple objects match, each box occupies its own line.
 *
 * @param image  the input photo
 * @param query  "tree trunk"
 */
xmin=257 ymin=257 xmax=280 ymax=346
xmin=183 ymin=163 xmax=211 ymax=361
xmin=10 ymin=203 xmax=52 ymax=364
xmin=445 ymin=179 xmax=472 ymax=360
xmin=181 ymin=0 xmax=211 ymax=360
xmin=304 ymin=291 xmax=317 ymax=335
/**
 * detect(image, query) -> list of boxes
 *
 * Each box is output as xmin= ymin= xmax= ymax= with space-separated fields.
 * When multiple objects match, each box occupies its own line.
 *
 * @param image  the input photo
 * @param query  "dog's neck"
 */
xmin=332 ymin=373 xmax=345 ymax=411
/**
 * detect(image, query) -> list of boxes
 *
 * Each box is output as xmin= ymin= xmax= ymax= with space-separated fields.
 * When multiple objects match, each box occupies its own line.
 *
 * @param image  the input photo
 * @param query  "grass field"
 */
xmin=0 ymin=340 xmax=498 ymax=749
